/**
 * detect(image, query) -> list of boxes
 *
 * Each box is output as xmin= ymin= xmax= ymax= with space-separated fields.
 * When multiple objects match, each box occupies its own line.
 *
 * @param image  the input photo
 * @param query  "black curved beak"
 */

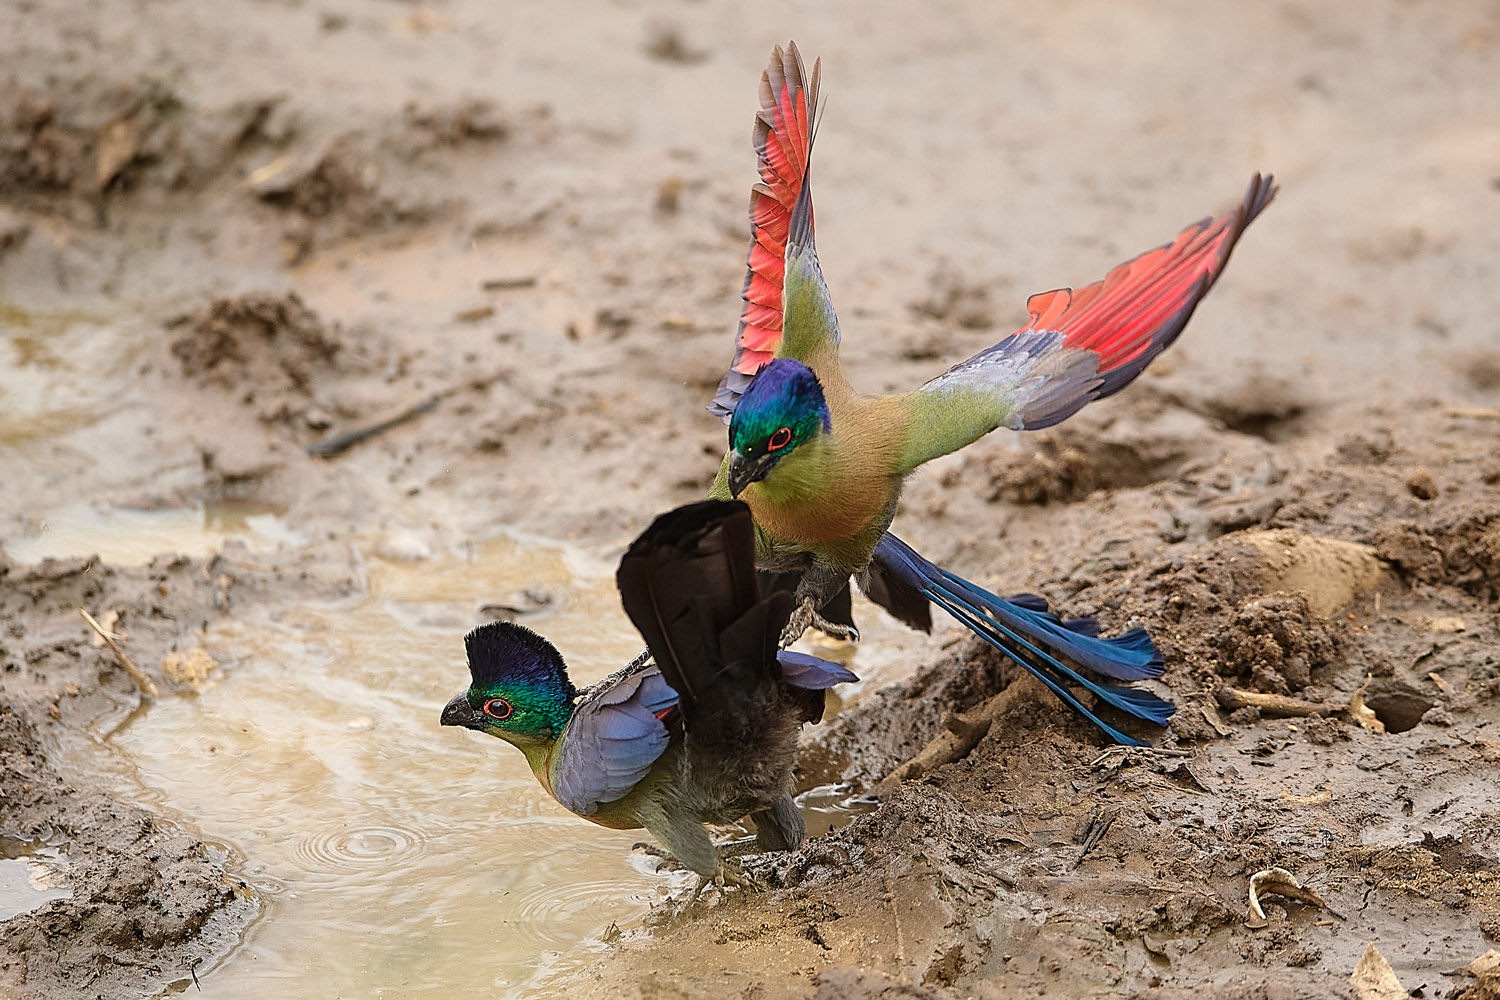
xmin=727 ymin=450 xmax=773 ymax=498
xmin=441 ymin=691 xmax=483 ymax=730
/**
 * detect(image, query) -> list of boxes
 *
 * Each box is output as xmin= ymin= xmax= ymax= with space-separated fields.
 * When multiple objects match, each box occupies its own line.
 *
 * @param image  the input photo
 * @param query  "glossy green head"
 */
xmin=726 ymin=359 xmax=832 ymax=497
xmin=440 ymin=622 xmax=577 ymax=756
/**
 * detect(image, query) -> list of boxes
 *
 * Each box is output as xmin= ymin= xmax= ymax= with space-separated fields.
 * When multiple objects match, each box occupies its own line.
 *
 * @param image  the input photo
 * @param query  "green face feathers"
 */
xmin=457 ymin=622 xmax=577 ymax=741
xmin=729 ymin=359 xmax=831 ymax=458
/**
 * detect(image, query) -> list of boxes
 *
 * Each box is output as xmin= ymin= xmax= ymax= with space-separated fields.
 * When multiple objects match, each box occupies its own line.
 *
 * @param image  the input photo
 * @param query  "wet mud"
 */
xmin=3 ymin=0 xmax=1499 ymax=997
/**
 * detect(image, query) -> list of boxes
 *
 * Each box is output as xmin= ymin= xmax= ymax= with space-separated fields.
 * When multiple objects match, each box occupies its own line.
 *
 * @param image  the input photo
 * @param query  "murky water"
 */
xmin=0 ymin=833 xmax=72 ymax=922
xmin=18 ymin=514 xmax=921 ymax=997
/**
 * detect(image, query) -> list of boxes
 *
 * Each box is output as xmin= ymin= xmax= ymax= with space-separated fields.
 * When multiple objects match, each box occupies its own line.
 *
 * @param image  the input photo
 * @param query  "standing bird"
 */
xmin=706 ymin=42 xmax=1277 ymax=744
xmin=440 ymin=499 xmax=855 ymax=889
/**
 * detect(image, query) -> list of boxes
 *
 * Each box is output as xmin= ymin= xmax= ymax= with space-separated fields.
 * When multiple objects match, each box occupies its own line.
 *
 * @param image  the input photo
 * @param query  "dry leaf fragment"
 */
xmin=1350 ymin=942 xmax=1405 ymax=1000
xmin=1349 ymin=676 xmax=1385 ymax=733
xmin=1246 ymin=867 xmax=1329 ymax=928
xmin=1199 ymin=702 xmax=1234 ymax=736
xmin=162 ymin=647 xmax=219 ymax=692
xmin=96 ymin=116 xmax=140 ymax=189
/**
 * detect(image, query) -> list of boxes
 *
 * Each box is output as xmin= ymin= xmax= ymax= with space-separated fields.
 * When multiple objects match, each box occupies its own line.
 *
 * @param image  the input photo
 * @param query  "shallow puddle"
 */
xmin=0 ymin=833 xmax=72 ymax=922
xmin=3 ymin=499 xmax=301 ymax=565
xmin=50 ymin=529 xmax=925 ymax=997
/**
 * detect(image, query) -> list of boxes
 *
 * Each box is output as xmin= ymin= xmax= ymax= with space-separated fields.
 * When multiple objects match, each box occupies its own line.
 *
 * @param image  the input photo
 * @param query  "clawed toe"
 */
xmin=690 ymin=863 xmax=765 ymax=902
xmin=633 ymin=843 xmax=685 ymax=870
xmin=810 ymin=612 xmax=859 ymax=643
xmin=780 ymin=600 xmax=859 ymax=647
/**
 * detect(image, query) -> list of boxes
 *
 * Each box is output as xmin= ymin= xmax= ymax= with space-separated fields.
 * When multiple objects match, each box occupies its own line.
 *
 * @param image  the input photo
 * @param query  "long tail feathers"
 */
xmin=872 ymin=534 xmax=1174 ymax=746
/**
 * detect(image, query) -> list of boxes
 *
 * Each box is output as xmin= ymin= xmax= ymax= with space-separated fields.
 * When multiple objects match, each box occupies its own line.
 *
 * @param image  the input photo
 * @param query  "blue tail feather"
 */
xmin=999 ymin=595 xmax=1102 ymax=638
xmin=872 ymin=534 xmax=1175 ymax=744
xmin=932 ymin=565 xmax=1163 ymax=682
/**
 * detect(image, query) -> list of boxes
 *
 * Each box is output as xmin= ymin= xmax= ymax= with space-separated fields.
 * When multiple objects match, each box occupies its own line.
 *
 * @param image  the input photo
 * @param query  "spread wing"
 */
xmin=709 ymin=41 xmax=828 ymax=422
xmin=897 ymin=174 xmax=1277 ymax=472
xmin=550 ymin=664 xmax=678 ymax=817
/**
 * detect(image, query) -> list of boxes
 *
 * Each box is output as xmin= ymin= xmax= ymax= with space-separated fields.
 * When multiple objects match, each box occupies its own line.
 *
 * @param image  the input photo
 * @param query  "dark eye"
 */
xmin=483 ymin=698 xmax=514 ymax=721
xmin=768 ymin=426 xmax=793 ymax=451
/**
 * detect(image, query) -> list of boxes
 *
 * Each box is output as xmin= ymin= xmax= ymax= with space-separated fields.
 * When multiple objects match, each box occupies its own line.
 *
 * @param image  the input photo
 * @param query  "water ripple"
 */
xmin=291 ymin=824 xmax=428 ymax=877
xmin=508 ymin=879 xmax=649 ymax=951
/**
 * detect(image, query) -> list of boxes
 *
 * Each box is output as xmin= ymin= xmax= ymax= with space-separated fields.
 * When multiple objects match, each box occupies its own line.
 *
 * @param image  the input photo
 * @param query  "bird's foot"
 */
xmin=690 ymin=861 xmax=764 ymax=903
xmin=780 ymin=599 xmax=860 ymax=647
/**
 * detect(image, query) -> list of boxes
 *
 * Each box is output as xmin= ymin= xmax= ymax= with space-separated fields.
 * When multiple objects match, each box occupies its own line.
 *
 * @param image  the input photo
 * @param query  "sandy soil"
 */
xmin=2 ymin=0 xmax=1499 ymax=996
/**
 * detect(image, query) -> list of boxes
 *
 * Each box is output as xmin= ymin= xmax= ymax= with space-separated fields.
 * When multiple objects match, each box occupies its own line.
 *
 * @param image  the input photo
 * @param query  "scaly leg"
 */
xmin=778 ymin=562 xmax=862 ymax=647
xmin=780 ymin=594 xmax=860 ymax=647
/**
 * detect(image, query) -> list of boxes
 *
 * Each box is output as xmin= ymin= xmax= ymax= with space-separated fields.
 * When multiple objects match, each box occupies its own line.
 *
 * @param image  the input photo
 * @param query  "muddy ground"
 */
xmin=2 ymin=0 xmax=1499 ymax=997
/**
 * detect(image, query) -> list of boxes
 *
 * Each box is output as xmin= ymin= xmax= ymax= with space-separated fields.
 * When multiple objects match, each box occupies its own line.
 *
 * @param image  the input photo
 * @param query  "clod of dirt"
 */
xmin=1144 ymin=529 xmax=1390 ymax=696
xmin=249 ymin=138 xmax=375 ymax=219
xmin=978 ymin=403 xmax=1228 ymax=505
xmin=1373 ymin=513 xmax=1500 ymax=600
xmin=1453 ymin=349 xmax=1500 ymax=392
xmin=1210 ymin=595 xmax=1336 ymax=694
xmin=644 ymin=25 xmax=710 ymax=65
xmin=168 ymin=292 xmax=348 ymax=427
xmin=1238 ymin=529 xmax=1390 ymax=618
xmin=1334 ymin=427 xmax=1396 ymax=465
xmin=162 ymin=647 xmax=219 ymax=692
xmin=401 ymin=98 xmax=509 ymax=146
xmin=1407 ymin=467 xmax=1438 ymax=500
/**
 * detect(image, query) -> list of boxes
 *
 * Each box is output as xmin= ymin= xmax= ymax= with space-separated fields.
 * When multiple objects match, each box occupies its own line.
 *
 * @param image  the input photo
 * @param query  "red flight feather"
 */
xmin=731 ymin=42 xmax=819 ymax=377
xmin=1020 ymin=173 xmax=1278 ymax=374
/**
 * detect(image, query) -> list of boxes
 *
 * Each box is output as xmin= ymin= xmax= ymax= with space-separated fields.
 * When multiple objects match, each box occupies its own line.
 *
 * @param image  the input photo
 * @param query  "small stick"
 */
xmin=304 ymin=395 xmax=439 ymax=458
xmin=481 ymin=276 xmax=537 ymax=290
xmin=79 ymin=608 xmax=159 ymax=699
xmin=1216 ymin=686 xmax=1337 ymax=717
xmin=875 ymin=678 xmax=1043 ymax=796
xmin=1445 ymin=406 xmax=1500 ymax=421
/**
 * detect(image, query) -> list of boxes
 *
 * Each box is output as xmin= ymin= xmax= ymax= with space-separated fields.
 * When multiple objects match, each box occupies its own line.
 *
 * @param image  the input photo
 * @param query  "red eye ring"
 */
xmin=768 ymin=426 xmax=793 ymax=451
xmin=482 ymin=698 xmax=514 ymax=721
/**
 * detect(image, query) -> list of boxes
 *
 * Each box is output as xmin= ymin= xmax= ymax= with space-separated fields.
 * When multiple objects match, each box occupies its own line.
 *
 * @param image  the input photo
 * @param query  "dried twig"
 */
xmin=875 ymin=678 xmax=1044 ymax=796
xmin=1216 ymin=686 xmax=1337 ymax=717
xmin=79 ymin=609 xmax=159 ymax=699
xmin=480 ymin=275 xmax=537 ymax=291
xmin=1073 ymin=809 xmax=1118 ymax=869
xmin=1445 ymin=405 xmax=1500 ymax=422
xmin=305 ymin=395 xmax=439 ymax=458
